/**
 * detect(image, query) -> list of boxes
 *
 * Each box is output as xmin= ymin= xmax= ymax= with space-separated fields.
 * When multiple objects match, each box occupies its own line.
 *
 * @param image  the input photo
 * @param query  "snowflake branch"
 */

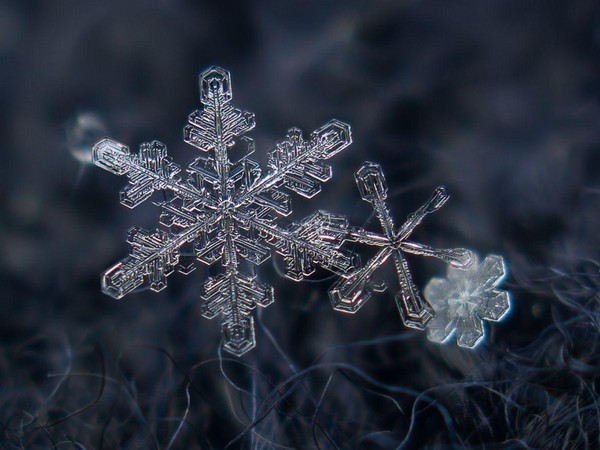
xmin=93 ymin=138 xmax=214 ymax=208
xmin=235 ymin=212 xmax=358 ymax=280
xmin=236 ymin=120 xmax=351 ymax=207
xmin=399 ymin=242 xmax=474 ymax=268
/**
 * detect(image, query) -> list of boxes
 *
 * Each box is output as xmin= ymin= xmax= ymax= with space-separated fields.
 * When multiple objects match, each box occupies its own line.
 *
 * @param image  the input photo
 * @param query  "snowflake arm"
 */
xmin=425 ymin=254 xmax=511 ymax=348
xmin=328 ymin=161 xmax=475 ymax=329
xmin=93 ymin=138 xmax=216 ymax=209
xmin=184 ymin=66 xmax=255 ymax=155
xmin=200 ymin=265 xmax=274 ymax=356
xmin=239 ymin=120 xmax=352 ymax=205
xmin=245 ymin=211 xmax=358 ymax=281
xmin=98 ymin=220 xmax=213 ymax=299
xmin=100 ymin=227 xmax=178 ymax=298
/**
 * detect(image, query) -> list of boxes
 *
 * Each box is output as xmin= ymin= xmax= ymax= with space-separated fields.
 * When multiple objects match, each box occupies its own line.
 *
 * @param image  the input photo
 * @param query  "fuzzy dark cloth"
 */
xmin=1 ymin=1 xmax=599 ymax=448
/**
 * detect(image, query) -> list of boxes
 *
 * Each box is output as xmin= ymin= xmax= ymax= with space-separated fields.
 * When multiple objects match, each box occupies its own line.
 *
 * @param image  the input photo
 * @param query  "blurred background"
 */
xmin=2 ymin=0 xmax=600 ymax=448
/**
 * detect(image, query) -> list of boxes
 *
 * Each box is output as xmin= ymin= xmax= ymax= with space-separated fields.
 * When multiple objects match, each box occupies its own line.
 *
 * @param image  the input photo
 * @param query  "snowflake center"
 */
xmin=220 ymin=199 xmax=236 ymax=214
xmin=448 ymin=291 xmax=477 ymax=316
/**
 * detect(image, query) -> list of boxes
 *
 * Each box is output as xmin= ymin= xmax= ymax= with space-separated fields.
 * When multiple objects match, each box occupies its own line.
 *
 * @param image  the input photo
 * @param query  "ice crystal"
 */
xmin=93 ymin=66 xmax=357 ymax=356
xmin=326 ymin=162 xmax=475 ymax=329
xmin=424 ymin=254 xmax=511 ymax=348
xmin=94 ymin=66 xmax=513 ymax=354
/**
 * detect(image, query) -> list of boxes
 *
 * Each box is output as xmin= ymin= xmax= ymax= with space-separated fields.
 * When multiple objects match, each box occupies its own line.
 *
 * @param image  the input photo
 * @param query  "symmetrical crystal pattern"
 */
xmin=95 ymin=66 xmax=513 ymax=354
xmin=326 ymin=162 xmax=475 ymax=329
xmin=424 ymin=254 xmax=511 ymax=347
xmin=93 ymin=66 xmax=356 ymax=356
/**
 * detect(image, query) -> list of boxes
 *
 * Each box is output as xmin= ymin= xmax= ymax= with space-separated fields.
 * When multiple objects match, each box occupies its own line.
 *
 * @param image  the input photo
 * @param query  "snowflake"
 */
xmin=94 ymin=66 xmax=513 ymax=354
xmin=326 ymin=162 xmax=475 ymax=329
xmin=424 ymin=254 xmax=511 ymax=347
xmin=93 ymin=66 xmax=357 ymax=356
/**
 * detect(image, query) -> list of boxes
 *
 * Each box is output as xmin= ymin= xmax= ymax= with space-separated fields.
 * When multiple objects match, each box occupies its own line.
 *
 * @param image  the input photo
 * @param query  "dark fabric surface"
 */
xmin=1 ymin=1 xmax=600 ymax=448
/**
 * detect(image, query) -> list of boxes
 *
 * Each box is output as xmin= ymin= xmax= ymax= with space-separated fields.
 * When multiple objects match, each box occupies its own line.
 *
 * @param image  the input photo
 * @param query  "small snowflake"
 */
xmin=424 ymin=254 xmax=511 ymax=348
xmin=327 ymin=161 xmax=475 ymax=329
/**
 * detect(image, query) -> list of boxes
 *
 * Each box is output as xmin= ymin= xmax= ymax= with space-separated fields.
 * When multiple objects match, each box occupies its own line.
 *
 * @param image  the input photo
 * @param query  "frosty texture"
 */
xmin=94 ymin=66 xmax=511 ymax=355
xmin=93 ymin=66 xmax=356 ymax=356
xmin=425 ymin=254 xmax=511 ymax=348
xmin=327 ymin=162 xmax=475 ymax=329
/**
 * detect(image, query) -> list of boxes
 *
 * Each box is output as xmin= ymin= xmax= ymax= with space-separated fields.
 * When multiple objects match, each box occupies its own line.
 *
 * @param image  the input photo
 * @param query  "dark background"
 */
xmin=2 ymin=0 xmax=600 ymax=448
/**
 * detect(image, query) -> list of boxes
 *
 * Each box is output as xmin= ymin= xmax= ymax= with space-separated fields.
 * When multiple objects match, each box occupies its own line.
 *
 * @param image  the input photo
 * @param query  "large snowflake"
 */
xmin=93 ymin=66 xmax=357 ymax=356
